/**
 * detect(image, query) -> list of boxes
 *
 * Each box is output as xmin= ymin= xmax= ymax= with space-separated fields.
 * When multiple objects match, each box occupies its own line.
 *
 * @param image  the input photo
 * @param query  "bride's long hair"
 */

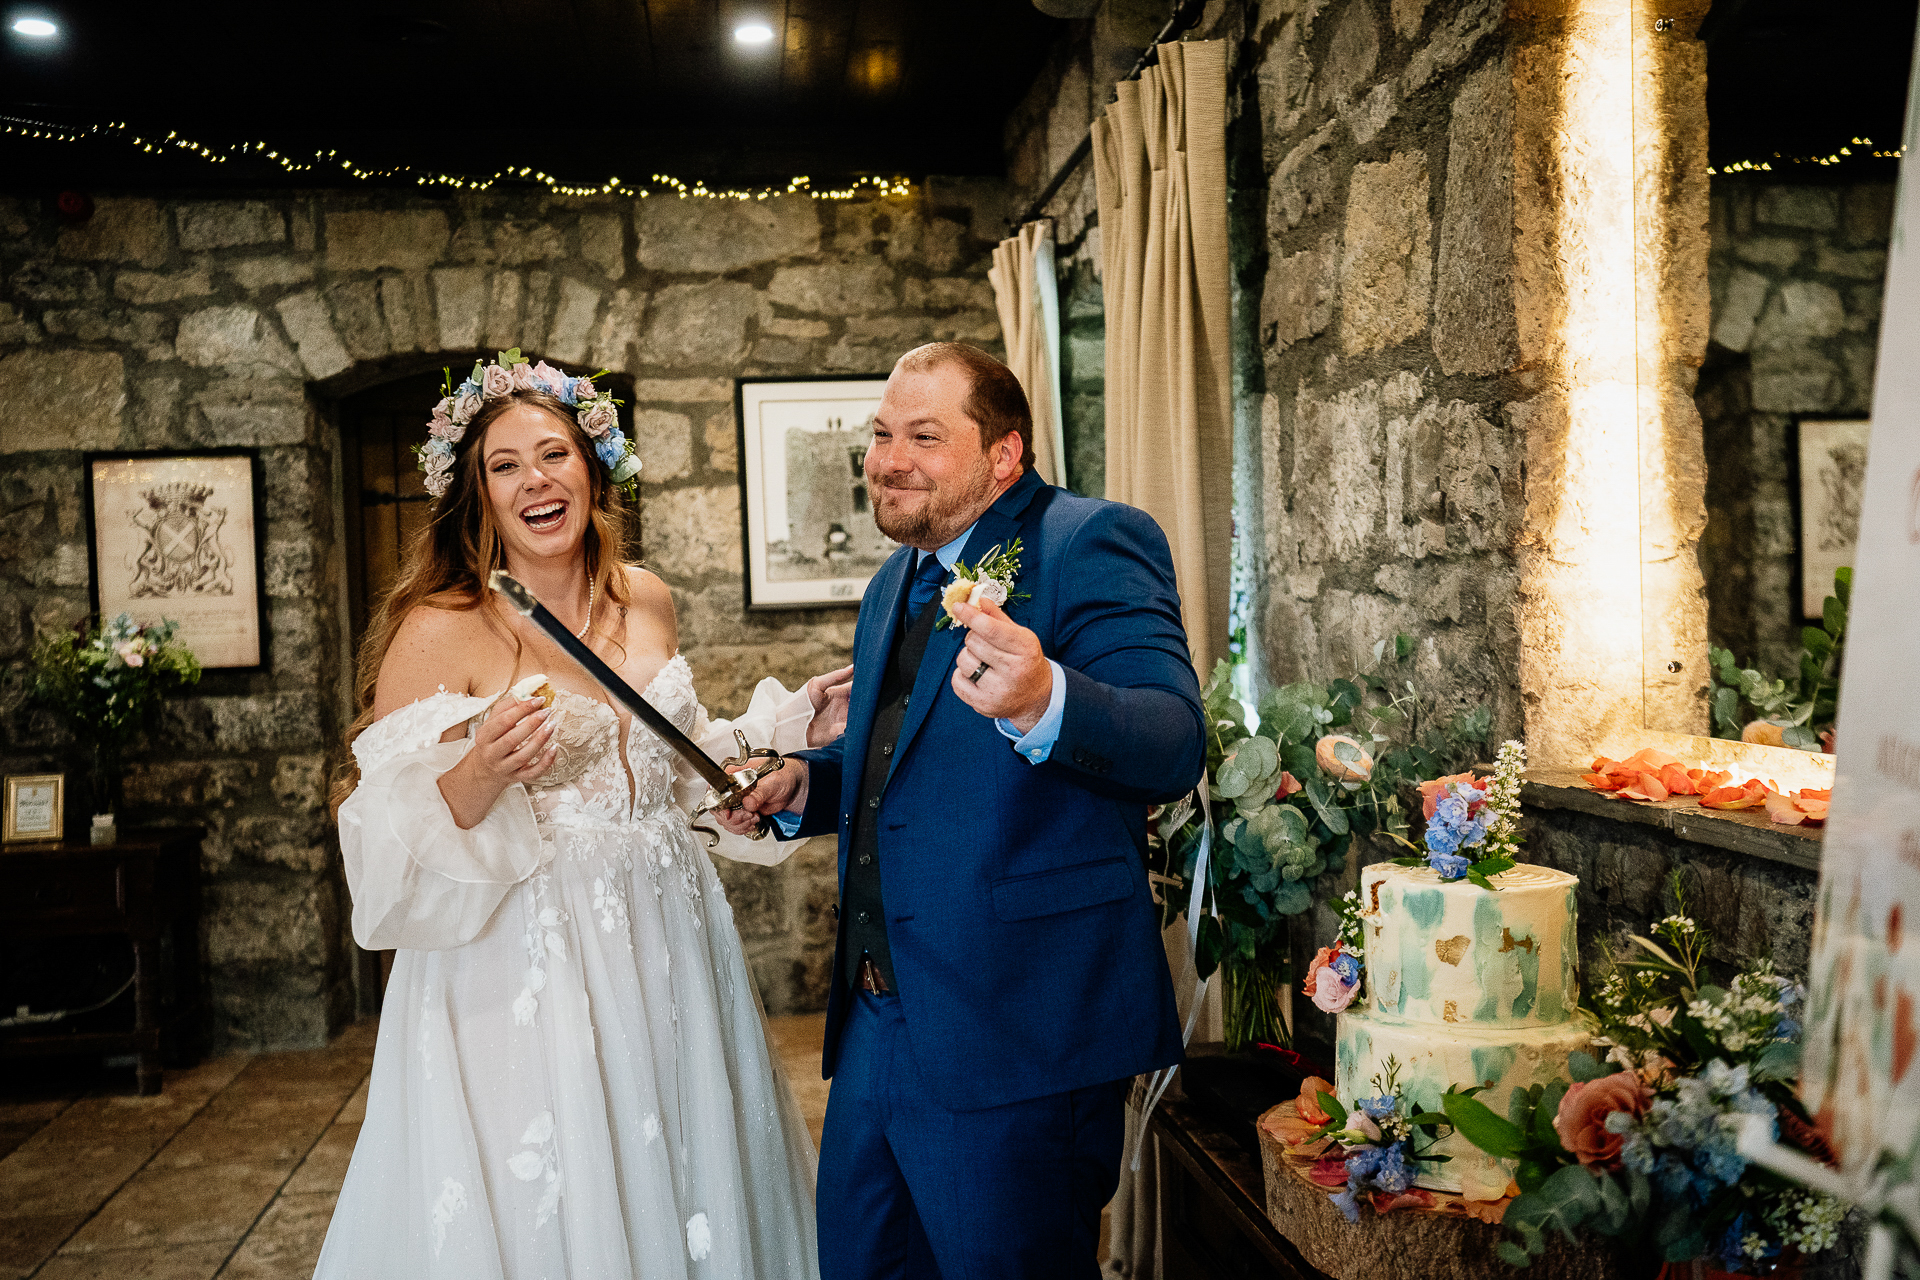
xmin=330 ymin=388 xmax=636 ymax=812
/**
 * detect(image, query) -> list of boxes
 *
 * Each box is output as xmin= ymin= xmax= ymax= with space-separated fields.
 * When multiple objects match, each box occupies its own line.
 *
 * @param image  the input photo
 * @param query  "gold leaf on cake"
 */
xmin=1499 ymin=928 xmax=1538 ymax=954
xmin=1443 ymin=1001 xmax=1459 ymax=1022
xmin=1434 ymin=935 xmax=1472 ymax=966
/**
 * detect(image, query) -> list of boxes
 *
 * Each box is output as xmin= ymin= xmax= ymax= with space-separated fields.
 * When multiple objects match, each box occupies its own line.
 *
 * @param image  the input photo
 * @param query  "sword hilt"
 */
xmin=689 ymin=729 xmax=787 ymax=848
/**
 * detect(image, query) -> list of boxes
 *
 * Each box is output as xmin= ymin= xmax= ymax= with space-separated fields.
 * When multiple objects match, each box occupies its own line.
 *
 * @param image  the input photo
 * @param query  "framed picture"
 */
xmin=736 ymin=376 xmax=898 ymax=610
xmin=84 ymin=450 xmax=268 ymax=670
xmin=1796 ymin=418 xmax=1872 ymax=618
xmin=4 ymin=773 xmax=65 ymax=844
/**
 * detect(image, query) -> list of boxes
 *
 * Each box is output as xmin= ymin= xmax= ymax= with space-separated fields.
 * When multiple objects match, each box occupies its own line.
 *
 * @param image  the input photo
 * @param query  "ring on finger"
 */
xmin=968 ymin=660 xmax=990 ymax=684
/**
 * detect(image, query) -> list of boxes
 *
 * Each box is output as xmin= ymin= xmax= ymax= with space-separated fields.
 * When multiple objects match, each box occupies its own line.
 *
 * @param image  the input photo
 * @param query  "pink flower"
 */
xmin=1552 ymin=1072 xmax=1654 ymax=1169
xmin=481 ymin=364 xmax=514 ymax=397
xmin=1275 ymin=771 xmax=1303 ymax=799
xmin=509 ymin=361 xmax=538 ymax=391
xmin=114 ymin=639 xmax=145 ymax=667
xmin=530 ymin=361 xmax=567 ymax=395
xmin=579 ymin=400 xmax=617 ymax=438
xmin=452 ymin=389 xmax=484 ymax=424
xmin=1311 ymin=964 xmax=1359 ymax=1013
xmin=1351 ymin=1110 xmax=1382 ymax=1142
xmin=430 ymin=396 xmax=453 ymax=426
xmin=573 ymin=377 xmax=595 ymax=399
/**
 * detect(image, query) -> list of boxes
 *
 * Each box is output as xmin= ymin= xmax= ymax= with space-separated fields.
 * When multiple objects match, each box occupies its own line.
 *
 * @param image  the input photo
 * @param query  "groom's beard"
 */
xmin=869 ymin=463 xmax=997 ymax=550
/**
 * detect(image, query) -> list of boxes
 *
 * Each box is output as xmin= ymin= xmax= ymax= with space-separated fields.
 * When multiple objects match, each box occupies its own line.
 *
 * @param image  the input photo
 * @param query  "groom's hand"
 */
xmin=714 ymin=760 xmax=809 ymax=836
xmin=948 ymin=599 xmax=1053 ymax=733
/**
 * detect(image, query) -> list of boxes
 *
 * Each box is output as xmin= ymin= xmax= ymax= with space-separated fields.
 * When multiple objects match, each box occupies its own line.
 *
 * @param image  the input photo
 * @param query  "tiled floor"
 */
xmin=0 ymin=1013 xmax=830 ymax=1280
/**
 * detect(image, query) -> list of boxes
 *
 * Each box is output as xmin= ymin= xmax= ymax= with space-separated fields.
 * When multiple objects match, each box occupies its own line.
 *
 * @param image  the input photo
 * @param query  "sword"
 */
xmin=488 ymin=570 xmax=784 ymax=844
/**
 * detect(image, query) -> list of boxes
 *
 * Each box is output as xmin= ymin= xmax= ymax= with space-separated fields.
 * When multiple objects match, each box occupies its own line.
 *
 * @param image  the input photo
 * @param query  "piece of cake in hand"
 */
xmin=510 ymin=673 xmax=557 ymax=709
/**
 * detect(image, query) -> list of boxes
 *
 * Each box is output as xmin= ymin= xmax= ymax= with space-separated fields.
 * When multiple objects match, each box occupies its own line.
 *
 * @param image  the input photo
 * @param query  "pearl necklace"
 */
xmin=575 ymin=576 xmax=595 ymax=640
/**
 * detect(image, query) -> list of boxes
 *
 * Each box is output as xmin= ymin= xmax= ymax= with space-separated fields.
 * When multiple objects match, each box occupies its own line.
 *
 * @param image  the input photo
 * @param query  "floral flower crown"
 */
xmin=415 ymin=347 xmax=641 ymax=501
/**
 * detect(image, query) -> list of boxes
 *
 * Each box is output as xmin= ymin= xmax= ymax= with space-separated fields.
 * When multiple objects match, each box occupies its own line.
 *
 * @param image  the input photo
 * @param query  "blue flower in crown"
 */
xmin=418 ymin=348 xmax=641 ymax=500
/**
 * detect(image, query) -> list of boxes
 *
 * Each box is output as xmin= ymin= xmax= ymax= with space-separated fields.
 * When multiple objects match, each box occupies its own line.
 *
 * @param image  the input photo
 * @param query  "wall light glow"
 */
xmin=11 ymin=17 xmax=57 ymax=37
xmin=733 ymin=23 xmax=773 ymax=45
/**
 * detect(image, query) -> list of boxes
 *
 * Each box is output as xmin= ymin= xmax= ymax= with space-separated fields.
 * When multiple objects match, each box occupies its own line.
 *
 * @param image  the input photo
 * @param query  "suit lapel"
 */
xmin=839 ymin=548 xmax=912 ymax=821
xmin=886 ymin=471 xmax=1048 ymax=784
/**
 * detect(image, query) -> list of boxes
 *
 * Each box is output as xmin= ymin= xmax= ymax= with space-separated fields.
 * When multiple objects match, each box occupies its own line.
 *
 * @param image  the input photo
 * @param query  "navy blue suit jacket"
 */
xmin=791 ymin=469 xmax=1202 ymax=1111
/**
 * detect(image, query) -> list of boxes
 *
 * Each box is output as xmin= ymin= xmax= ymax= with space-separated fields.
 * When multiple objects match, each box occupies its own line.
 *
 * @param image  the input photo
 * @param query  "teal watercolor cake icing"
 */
xmin=1334 ymin=861 xmax=1590 ymax=1199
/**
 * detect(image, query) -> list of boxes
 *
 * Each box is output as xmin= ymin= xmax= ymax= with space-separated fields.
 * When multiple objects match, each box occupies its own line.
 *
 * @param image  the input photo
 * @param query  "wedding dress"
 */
xmin=315 ymin=655 xmax=821 ymax=1280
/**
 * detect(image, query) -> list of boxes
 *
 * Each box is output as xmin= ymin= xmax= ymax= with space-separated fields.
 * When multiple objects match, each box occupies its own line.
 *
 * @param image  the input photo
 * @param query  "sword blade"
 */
xmin=489 ymin=571 xmax=734 ymax=792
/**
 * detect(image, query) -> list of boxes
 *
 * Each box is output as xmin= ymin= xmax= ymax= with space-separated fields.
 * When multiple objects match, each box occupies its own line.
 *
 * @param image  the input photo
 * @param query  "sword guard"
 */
xmin=689 ymin=729 xmax=787 ymax=847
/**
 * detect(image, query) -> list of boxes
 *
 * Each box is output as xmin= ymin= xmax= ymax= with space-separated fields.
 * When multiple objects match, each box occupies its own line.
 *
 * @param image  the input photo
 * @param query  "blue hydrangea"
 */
xmin=1428 ymin=852 xmax=1471 ymax=879
xmin=1424 ymin=824 xmax=1462 ymax=856
xmin=595 ymin=429 xmax=629 ymax=468
xmin=422 ymin=437 xmax=453 ymax=463
xmin=1356 ymin=1095 xmax=1398 ymax=1122
xmin=1330 ymin=1184 xmax=1361 ymax=1223
xmin=1331 ymin=953 xmax=1362 ymax=985
xmin=458 ymin=378 xmax=480 ymax=398
xmin=1435 ymin=795 xmax=1468 ymax=825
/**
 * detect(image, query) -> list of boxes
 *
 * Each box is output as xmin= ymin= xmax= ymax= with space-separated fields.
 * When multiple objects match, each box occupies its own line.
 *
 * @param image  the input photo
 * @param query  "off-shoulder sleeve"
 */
xmin=670 ymin=676 xmax=817 ymax=867
xmin=337 ymin=694 xmax=546 ymax=951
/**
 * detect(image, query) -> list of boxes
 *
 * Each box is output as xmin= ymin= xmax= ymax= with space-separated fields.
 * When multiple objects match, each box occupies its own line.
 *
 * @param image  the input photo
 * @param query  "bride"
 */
xmin=316 ymin=351 xmax=846 ymax=1280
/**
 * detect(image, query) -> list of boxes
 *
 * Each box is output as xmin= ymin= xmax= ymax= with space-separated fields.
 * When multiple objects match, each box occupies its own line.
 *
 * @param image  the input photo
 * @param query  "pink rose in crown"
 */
xmin=452 ymin=389 xmax=483 ymax=424
xmin=573 ymin=377 xmax=595 ymax=399
xmin=481 ymin=364 xmax=514 ymax=397
xmin=510 ymin=361 xmax=539 ymax=391
xmin=580 ymin=401 xmax=618 ymax=438
xmin=530 ymin=361 xmax=568 ymax=395
xmin=430 ymin=396 xmax=453 ymax=427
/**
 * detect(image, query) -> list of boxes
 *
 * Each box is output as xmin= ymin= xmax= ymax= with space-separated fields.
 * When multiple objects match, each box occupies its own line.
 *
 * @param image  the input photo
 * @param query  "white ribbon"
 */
xmin=1131 ymin=774 xmax=1216 ymax=1172
xmin=1736 ymin=1114 xmax=1917 ymax=1280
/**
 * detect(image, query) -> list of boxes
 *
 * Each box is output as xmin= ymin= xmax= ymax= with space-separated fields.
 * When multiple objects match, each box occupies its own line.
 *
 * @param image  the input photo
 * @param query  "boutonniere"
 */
xmin=934 ymin=538 xmax=1031 ymax=630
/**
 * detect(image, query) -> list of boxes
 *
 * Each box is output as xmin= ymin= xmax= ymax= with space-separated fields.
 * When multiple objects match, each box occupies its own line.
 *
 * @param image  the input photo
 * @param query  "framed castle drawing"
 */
xmin=84 ymin=450 xmax=267 ymax=670
xmin=735 ymin=376 xmax=897 ymax=610
xmin=1796 ymin=417 xmax=1872 ymax=619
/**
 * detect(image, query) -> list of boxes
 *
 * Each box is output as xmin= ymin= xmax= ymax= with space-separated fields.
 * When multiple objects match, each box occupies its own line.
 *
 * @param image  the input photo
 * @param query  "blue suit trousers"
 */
xmin=816 ymin=991 xmax=1127 ymax=1280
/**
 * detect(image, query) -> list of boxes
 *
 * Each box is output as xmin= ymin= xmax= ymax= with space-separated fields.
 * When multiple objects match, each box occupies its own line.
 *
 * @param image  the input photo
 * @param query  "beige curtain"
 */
xmin=988 ymin=221 xmax=1069 ymax=486
xmin=1092 ymin=38 xmax=1232 ymax=675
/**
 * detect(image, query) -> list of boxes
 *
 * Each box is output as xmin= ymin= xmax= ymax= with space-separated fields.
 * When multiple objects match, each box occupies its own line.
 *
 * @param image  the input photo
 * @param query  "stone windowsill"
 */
xmin=1522 ymin=768 xmax=1821 ymax=872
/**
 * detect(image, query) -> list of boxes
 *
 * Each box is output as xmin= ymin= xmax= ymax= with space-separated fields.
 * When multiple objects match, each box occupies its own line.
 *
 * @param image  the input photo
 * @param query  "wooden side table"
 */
xmin=0 ymin=827 xmax=204 ymax=1094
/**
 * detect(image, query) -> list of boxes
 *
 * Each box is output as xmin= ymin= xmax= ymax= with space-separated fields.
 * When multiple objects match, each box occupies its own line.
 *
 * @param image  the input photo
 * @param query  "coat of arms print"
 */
xmin=129 ymin=481 xmax=235 ymax=598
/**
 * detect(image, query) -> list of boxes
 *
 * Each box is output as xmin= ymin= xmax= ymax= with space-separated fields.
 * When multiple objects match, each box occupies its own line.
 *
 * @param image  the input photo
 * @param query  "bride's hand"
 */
xmin=804 ymin=665 xmax=854 ymax=748
xmin=440 ymin=698 xmax=557 ymax=829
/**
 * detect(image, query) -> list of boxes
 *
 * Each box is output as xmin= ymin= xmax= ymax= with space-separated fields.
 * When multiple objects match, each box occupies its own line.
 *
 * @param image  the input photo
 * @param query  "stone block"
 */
xmin=38 ymin=306 xmax=171 ymax=359
xmin=272 ymin=753 xmax=329 ymax=813
xmin=0 ymin=349 xmax=126 ymax=453
xmin=884 ymin=216 xmax=968 ymax=274
xmin=632 ymin=378 xmax=733 ymax=403
xmin=704 ymin=409 xmax=738 ymax=473
xmin=1710 ymin=268 xmax=1770 ymax=352
xmin=901 ymin=277 xmax=994 ymax=311
xmin=377 ymin=273 xmax=431 ymax=352
xmin=0 ymin=300 xmax=35 ymax=347
xmin=1255 ymin=15 xmax=1316 ymax=148
xmin=1402 ymin=0 xmax=1501 ymax=95
xmin=1340 ymin=151 xmax=1432 ymax=354
xmin=546 ymin=278 xmax=602 ymax=364
xmin=1815 ymin=246 xmax=1886 ymax=281
xmin=712 ymin=859 xmax=784 ymax=940
xmin=641 ymin=485 xmax=741 ymax=577
xmin=1392 ymin=0 xmax=1426 ymax=39
xmin=274 ymin=292 xmax=354 ymax=380
xmin=1750 ymin=351 xmax=1843 ymax=413
xmin=55 ymin=198 xmax=167 ymax=267
xmin=1434 ymin=58 xmax=1517 ymax=374
xmin=432 ymin=267 xmax=487 ymax=351
xmin=1291 ymin=379 xmax=1383 ymax=560
xmin=454 ymin=218 xmax=566 ymax=267
xmin=752 ymin=336 xmax=813 ymax=365
xmin=633 ymin=408 xmax=693 ymax=481
xmin=634 ymin=195 xmax=819 ymax=273
xmin=1755 ymin=187 xmax=1837 ymax=231
xmin=326 ymin=210 xmax=450 ymax=272
xmin=1345 ymin=83 xmax=1398 ymax=146
xmin=227 ymin=257 xmax=314 ymax=291
xmin=767 ymin=263 xmax=896 ymax=314
xmin=1751 ymin=280 xmax=1844 ymax=349
xmin=818 ymin=339 xmax=898 ymax=374
xmin=1264 ymin=234 xmax=1337 ymax=350
xmin=206 ymin=878 xmax=330 ymax=967
xmin=324 ymin=279 xmax=388 ymax=361
xmin=113 ymin=268 xmax=214 ymax=304
xmin=484 ymin=272 xmax=523 ymax=352
xmin=1271 ymin=120 xmax=1339 ymax=232
xmin=589 ymin=286 xmax=644 ymax=371
xmin=177 ymin=304 xmax=301 ymax=375
xmin=1731 ymin=236 xmax=1804 ymax=271
xmin=9 ymin=262 xmax=103 ymax=302
xmin=260 ymin=447 xmax=319 ymax=520
xmin=263 ymin=537 xmax=317 ymax=597
xmin=1844 ymin=184 xmax=1896 ymax=246
xmin=126 ymin=367 xmax=182 ymax=447
xmin=1317 ymin=0 xmax=1380 ymax=109
xmin=177 ymin=202 xmax=285 ymax=251
xmin=191 ymin=378 xmax=309 ymax=447
xmin=643 ymin=281 xmax=764 ymax=367
xmin=579 ymin=212 xmax=627 ymax=280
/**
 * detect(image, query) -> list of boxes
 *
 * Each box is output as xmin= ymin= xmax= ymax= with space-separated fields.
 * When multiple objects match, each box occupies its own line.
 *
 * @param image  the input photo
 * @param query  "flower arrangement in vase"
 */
xmin=29 ymin=614 xmax=201 ymax=827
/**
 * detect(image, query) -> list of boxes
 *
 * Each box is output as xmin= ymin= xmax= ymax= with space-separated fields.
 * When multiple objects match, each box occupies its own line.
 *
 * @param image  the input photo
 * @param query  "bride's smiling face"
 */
xmin=482 ymin=403 xmax=593 ymax=562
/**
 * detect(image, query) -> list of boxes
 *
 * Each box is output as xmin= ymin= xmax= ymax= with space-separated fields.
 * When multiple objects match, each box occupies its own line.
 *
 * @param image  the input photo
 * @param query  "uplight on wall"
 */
xmin=733 ymin=22 xmax=773 ymax=46
xmin=10 ymin=16 xmax=57 ymax=37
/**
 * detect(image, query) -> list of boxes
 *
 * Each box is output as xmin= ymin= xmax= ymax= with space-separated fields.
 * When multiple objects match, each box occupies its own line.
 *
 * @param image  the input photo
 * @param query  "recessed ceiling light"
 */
xmin=11 ymin=17 xmax=58 ymax=37
xmin=733 ymin=22 xmax=773 ymax=45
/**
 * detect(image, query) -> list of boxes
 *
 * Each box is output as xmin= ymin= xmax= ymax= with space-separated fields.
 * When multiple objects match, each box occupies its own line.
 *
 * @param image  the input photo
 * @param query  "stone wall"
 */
xmin=0 ymin=182 xmax=1006 ymax=1049
xmin=1698 ymin=179 xmax=1892 ymax=677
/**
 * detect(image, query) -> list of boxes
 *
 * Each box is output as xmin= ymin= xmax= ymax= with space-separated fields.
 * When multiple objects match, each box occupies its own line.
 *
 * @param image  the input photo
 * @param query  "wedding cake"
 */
xmin=1334 ymin=860 xmax=1590 ymax=1200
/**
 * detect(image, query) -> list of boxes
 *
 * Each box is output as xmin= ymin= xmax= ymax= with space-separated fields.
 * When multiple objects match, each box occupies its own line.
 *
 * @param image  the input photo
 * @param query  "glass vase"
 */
xmin=88 ymin=738 xmax=123 ymax=820
xmin=1221 ymin=948 xmax=1291 ymax=1052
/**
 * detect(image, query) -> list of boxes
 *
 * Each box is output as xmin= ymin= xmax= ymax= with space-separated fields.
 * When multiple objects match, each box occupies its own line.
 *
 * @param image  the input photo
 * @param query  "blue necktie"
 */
xmin=906 ymin=553 xmax=946 ymax=623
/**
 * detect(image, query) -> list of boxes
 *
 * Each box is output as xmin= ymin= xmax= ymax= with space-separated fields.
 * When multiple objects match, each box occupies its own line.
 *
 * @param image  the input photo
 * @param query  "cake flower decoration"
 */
xmin=1392 ymin=739 xmax=1527 ymax=888
xmin=936 ymin=538 xmax=1031 ymax=630
xmin=415 ymin=348 xmax=641 ymax=501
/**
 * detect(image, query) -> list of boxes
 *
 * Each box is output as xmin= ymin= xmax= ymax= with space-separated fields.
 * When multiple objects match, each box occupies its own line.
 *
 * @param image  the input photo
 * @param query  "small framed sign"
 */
xmin=4 ymin=773 xmax=65 ymax=844
xmin=736 ymin=376 xmax=898 ymax=610
xmin=84 ymin=449 xmax=269 ymax=670
xmin=1795 ymin=417 xmax=1872 ymax=618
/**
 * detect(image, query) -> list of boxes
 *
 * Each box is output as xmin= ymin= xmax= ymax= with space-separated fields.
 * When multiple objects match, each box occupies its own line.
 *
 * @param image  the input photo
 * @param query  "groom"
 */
xmin=725 ymin=343 xmax=1202 ymax=1278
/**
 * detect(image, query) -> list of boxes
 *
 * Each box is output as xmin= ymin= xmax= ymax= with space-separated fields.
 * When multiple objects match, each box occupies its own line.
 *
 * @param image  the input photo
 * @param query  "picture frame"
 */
xmin=83 ymin=449 xmax=269 ymax=671
xmin=4 ymin=773 xmax=65 ymax=844
xmin=735 ymin=376 xmax=898 ymax=611
xmin=1795 ymin=417 xmax=1872 ymax=619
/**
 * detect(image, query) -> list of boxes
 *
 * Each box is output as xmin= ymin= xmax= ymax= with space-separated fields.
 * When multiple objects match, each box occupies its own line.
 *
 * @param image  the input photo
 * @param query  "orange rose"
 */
xmin=1553 ymin=1072 xmax=1654 ymax=1169
xmin=1297 ymin=1077 xmax=1334 ymax=1126
xmin=1303 ymin=947 xmax=1336 ymax=998
xmin=1418 ymin=771 xmax=1481 ymax=820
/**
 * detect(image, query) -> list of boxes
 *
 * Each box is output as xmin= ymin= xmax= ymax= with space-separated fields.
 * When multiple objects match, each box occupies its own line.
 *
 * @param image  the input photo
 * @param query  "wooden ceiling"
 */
xmin=0 ymin=0 xmax=1066 ymax=189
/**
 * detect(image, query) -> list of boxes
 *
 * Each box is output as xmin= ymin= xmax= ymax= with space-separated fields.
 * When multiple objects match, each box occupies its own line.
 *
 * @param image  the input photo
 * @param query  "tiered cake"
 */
xmin=1335 ymin=861 xmax=1590 ymax=1200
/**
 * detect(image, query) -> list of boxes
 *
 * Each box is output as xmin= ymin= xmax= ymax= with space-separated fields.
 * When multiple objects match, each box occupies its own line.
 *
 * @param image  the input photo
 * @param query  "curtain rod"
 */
xmin=1007 ymin=0 xmax=1212 ymax=230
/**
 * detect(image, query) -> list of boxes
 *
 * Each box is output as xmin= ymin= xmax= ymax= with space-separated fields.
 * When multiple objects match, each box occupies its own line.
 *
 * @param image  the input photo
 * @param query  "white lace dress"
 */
xmin=315 ymin=655 xmax=821 ymax=1280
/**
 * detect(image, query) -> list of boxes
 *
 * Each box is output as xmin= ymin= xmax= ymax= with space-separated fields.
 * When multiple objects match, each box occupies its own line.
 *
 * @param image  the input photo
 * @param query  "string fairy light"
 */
xmin=1709 ymin=136 xmax=1905 ymax=176
xmin=0 ymin=114 xmax=914 ymax=200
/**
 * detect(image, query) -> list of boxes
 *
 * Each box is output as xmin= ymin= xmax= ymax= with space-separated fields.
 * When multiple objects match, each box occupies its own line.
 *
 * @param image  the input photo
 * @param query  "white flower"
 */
xmin=686 ymin=1212 xmax=712 ymax=1261
xmin=512 ymin=986 xmax=537 ymax=1026
xmin=968 ymin=578 xmax=1009 ymax=608
xmin=642 ymin=1113 xmax=661 ymax=1143
xmin=508 ymin=1150 xmax=546 ymax=1181
xmin=429 ymin=1178 xmax=467 ymax=1256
